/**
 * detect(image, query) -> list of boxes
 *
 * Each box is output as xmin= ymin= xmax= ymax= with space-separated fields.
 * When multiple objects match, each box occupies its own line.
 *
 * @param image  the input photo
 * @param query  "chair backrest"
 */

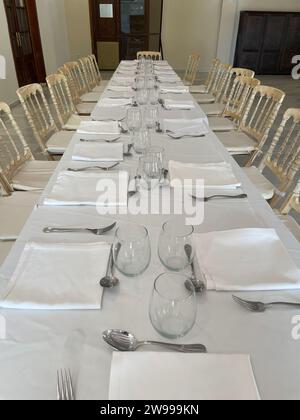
xmin=17 ymin=83 xmax=58 ymax=154
xmin=223 ymin=76 xmax=261 ymax=124
xmin=184 ymin=54 xmax=201 ymax=86
xmin=137 ymin=51 xmax=162 ymax=61
xmin=79 ymin=56 xmax=98 ymax=90
xmin=254 ymin=109 xmax=300 ymax=190
xmin=205 ymin=58 xmax=221 ymax=92
xmin=46 ymin=74 xmax=77 ymax=128
xmin=219 ymin=67 xmax=255 ymax=104
xmin=88 ymin=54 xmax=102 ymax=84
xmin=64 ymin=61 xmax=87 ymax=97
xmin=281 ymin=181 xmax=300 ymax=216
xmin=239 ymin=85 xmax=286 ymax=147
xmin=58 ymin=65 xmax=80 ymax=105
xmin=210 ymin=63 xmax=232 ymax=99
xmin=0 ymin=102 xmax=33 ymax=194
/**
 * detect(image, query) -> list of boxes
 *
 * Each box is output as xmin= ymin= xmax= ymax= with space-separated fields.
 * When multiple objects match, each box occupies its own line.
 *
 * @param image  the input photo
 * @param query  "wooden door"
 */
xmin=4 ymin=0 xmax=46 ymax=86
xmin=235 ymin=11 xmax=300 ymax=75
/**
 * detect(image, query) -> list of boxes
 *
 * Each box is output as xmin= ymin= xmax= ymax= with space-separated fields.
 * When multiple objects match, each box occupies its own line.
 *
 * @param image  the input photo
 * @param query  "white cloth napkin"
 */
xmin=91 ymin=106 xmax=126 ymax=122
xmin=112 ymin=77 xmax=135 ymax=86
xmin=195 ymin=228 xmax=300 ymax=291
xmin=160 ymin=85 xmax=189 ymax=94
xmin=169 ymin=161 xmax=241 ymax=190
xmin=0 ymin=242 xmax=111 ymax=310
xmin=164 ymin=99 xmax=195 ymax=110
xmin=43 ymin=171 xmax=129 ymax=207
xmin=98 ymin=98 xmax=132 ymax=107
xmin=109 ymin=352 xmax=260 ymax=400
xmin=164 ymin=118 xmax=210 ymax=137
xmin=159 ymin=75 xmax=181 ymax=83
xmin=77 ymin=121 xmax=120 ymax=135
xmin=72 ymin=143 xmax=124 ymax=162
xmin=107 ymin=86 xmax=133 ymax=93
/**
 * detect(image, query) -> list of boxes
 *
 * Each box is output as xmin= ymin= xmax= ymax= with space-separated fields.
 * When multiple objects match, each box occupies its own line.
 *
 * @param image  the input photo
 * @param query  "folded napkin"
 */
xmin=117 ymin=69 xmax=136 ymax=76
xmin=107 ymin=86 xmax=133 ymax=93
xmin=111 ymin=77 xmax=135 ymax=86
xmin=43 ymin=171 xmax=129 ymax=207
xmin=77 ymin=121 xmax=119 ymax=135
xmin=158 ymin=75 xmax=181 ymax=83
xmin=164 ymin=118 xmax=210 ymax=137
xmin=72 ymin=143 xmax=124 ymax=162
xmin=0 ymin=242 xmax=111 ymax=310
xmin=98 ymin=98 xmax=132 ymax=107
xmin=160 ymin=85 xmax=189 ymax=94
xmin=91 ymin=106 xmax=126 ymax=122
xmin=169 ymin=161 xmax=241 ymax=190
xmin=164 ymin=99 xmax=195 ymax=110
xmin=195 ymin=228 xmax=300 ymax=292
xmin=121 ymin=60 xmax=137 ymax=66
xmin=109 ymin=352 xmax=260 ymax=400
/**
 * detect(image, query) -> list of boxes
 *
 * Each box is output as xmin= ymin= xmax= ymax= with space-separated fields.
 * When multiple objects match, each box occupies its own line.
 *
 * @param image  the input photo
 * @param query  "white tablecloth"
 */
xmin=0 ymin=60 xmax=300 ymax=400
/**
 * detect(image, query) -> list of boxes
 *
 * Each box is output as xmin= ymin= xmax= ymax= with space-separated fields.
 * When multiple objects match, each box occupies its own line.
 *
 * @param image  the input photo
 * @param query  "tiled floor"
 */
xmin=8 ymin=72 xmax=300 ymax=218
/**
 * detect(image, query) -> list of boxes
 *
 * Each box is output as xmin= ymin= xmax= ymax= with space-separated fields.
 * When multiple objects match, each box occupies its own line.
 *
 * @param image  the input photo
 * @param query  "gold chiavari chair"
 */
xmin=190 ymin=58 xmax=221 ymax=95
xmin=17 ymin=84 xmax=74 ymax=156
xmin=217 ymin=85 xmax=285 ymax=155
xmin=58 ymin=64 xmax=94 ymax=116
xmin=77 ymin=57 xmax=104 ymax=101
xmin=46 ymin=74 xmax=91 ymax=131
xmin=65 ymin=61 xmax=101 ymax=103
xmin=0 ymin=102 xmax=57 ymax=194
xmin=243 ymin=108 xmax=300 ymax=201
xmin=279 ymin=181 xmax=300 ymax=242
xmin=183 ymin=54 xmax=201 ymax=86
xmin=88 ymin=54 xmax=109 ymax=91
xmin=202 ymin=68 xmax=255 ymax=117
xmin=195 ymin=63 xmax=232 ymax=105
xmin=137 ymin=51 xmax=162 ymax=61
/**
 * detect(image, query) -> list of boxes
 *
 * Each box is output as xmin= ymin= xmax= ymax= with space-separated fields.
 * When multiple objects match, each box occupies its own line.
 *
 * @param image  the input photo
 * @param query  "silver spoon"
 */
xmin=100 ymin=244 xmax=121 ymax=288
xmin=103 ymin=330 xmax=207 ymax=353
xmin=184 ymin=245 xmax=206 ymax=293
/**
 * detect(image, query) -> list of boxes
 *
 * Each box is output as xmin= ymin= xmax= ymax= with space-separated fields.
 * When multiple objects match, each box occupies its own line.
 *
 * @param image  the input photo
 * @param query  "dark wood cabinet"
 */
xmin=234 ymin=11 xmax=300 ymax=75
xmin=89 ymin=0 xmax=164 ymax=70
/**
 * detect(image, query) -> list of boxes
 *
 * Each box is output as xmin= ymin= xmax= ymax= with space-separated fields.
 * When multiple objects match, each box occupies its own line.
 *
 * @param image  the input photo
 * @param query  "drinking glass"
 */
xmin=149 ymin=273 xmax=197 ymax=339
xmin=146 ymin=76 xmax=155 ymax=90
xmin=137 ymin=88 xmax=148 ymax=106
xmin=144 ymin=105 xmax=159 ymax=132
xmin=148 ymin=88 xmax=159 ymax=105
xmin=133 ymin=128 xmax=151 ymax=155
xmin=135 ymin=76 xmax=145 ymax=91
xmin=138 ymin=154 xmax=163 ymax=191
xmin=113 ymin=224 xmax=151 ymax=277
xmin=126 ymin=108 xmax=142 ymax=140
xmin=158 ymin=220 xmax=195 ymax=271
xmin=147 ymin=147 xmax=166 ymax=180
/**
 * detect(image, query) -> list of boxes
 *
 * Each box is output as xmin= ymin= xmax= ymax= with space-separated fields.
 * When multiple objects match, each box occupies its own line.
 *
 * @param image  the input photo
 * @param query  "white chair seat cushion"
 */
xmin=217 ymin=131 xmax=257 ymax=155
xmin=208 ymin=117 xmax=236 ymax=132
xmin=193 ymin=93 xmax=215 ymax=104
xmin=12 ymin=160 xmax=58 ymax=191
xmin=93 ymin=81 xmax=109 ymax=92
xmin=63 ymin=115 xmax=91 ymax=131
xmin=189 ymin=84 xmax=208 ymax=94
xmin=202 ymin=103 xmax=225 ymax=116
xmin=46 ymin=131 xmax=74 ymax=155
xmin=76 ymin=103 xmax=94 ymax=115
xmin=0 ymin=191 xmax=40 ymax=239
xmin=243 ymin=166 xmax=275 ymax=200
xmin=80 ymin=92 xmax=101 ymax=102
xmin=278 ymin=215 xmax=300 ymax=242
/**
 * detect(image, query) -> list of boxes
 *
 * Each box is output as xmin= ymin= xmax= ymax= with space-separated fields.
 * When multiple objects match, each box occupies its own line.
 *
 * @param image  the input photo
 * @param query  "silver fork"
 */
xmin=43 ymin=222 xmax=116 ymax=236
xmin=80 ymin=138 xmax=120 ymax=144
xmin=57 ymin=369 xmax=75 ymax=401
xmin=67 ymin=163 xmax=120 ymax=172
xmin=192 ymin=194 xmax=248 ymax=202
xmin=233 ymin=295 xmax=300 ymax=313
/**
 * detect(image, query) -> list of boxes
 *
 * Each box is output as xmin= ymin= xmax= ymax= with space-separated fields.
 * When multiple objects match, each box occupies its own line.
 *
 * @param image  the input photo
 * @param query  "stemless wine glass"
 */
xmin=138 ymin=154 xmax=162 ymax=190
xmin=133 ymin=128 xmax=151 ymax=155
xmin=146 ymin=76 xmax=155 ymax=90
xmin=135 ymin=76 xmax=145 ymax=91
xmin=149 ymin=273 xmax=197 ymax=339
xmin=144 ymin=105 xmax=159 ymax=132
xmin=158 ymin=220 xmax=195 ymax=271
xmin=113 ymin=224 xmax=151 ymax=277
xmin=147 ymin=147 xmax=166 ymax=180
xmin=126 ymin=108 xmax=142 ymax=141
xmin=148 ymin=88 xmax=159 ymax=105
xmin=136 ymin=88 xmax=148 ymax=106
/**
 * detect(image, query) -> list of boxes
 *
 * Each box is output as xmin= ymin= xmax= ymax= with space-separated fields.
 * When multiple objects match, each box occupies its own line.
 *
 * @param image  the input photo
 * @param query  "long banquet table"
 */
xmin=1 ymin=61 xmax=300 ymax=400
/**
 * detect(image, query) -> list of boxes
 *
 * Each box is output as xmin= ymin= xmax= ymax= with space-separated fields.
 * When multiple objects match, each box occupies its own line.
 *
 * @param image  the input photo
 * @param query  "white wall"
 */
xmin=162 ymin=0 xmax=223 ymax=71
xmin=36 ymin=0 xmax=70 ymax=74
xmin=217 ymin=0 xmax=300 ymax=65
xmin=0 ymin=1 xmax=19 ymax=104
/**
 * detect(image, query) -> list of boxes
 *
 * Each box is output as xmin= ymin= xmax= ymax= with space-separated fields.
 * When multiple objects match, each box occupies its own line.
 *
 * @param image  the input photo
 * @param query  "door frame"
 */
xmin=4 ymin=0 xmax=46 ymax=86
